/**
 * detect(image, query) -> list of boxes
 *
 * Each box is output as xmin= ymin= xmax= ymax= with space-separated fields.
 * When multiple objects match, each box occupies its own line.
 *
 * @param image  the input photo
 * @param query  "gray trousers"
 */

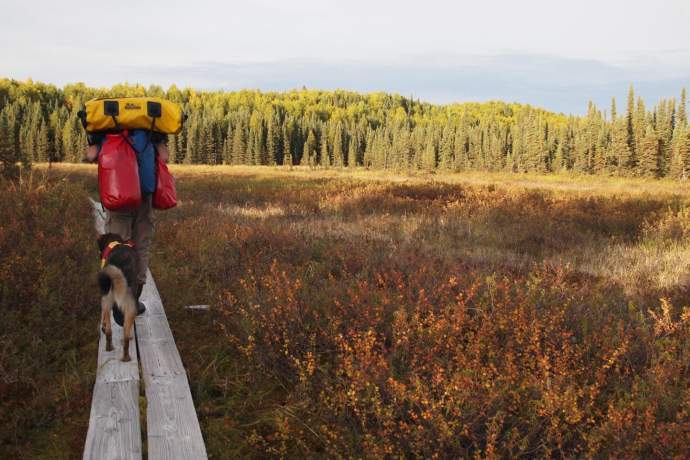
xmin=106 ymin=195 xmax=153 ymax=285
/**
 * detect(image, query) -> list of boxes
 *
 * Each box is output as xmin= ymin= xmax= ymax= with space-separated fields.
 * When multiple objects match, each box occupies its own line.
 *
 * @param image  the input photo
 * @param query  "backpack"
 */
xmin=152 ymin=156 xmax=177 ymax=210
xmin=129 ymin=130 xmax=156 ymax=195
xmin=98 ymin=131 xmax=141 ymax=211
xmin=79 ymin=97 xmax=183 ymax=135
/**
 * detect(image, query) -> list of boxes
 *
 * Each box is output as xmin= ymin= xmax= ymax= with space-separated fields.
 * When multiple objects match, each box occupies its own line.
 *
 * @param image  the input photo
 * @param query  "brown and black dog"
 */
xmin=97 ymin=233 xmax=140 ymax=362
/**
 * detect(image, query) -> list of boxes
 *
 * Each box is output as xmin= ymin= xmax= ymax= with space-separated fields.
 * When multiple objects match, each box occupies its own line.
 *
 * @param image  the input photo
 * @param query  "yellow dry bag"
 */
xmin=79 ymin=97 xmax=183 ymax=135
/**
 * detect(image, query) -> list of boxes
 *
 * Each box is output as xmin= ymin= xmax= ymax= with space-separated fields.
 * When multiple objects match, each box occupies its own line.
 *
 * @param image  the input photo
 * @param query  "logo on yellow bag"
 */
xmin=125 ymin=103 xmax=141 ymax=110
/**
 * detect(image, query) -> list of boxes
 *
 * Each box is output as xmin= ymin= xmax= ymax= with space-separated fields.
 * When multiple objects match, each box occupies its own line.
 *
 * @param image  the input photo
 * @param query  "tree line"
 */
xmin=1 ymin=77 xmax=689 ymax=179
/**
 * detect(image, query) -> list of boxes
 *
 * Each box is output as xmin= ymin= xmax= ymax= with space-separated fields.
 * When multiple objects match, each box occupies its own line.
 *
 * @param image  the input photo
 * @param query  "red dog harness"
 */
xmin=100 ymin=240 xmax=135 ymax=268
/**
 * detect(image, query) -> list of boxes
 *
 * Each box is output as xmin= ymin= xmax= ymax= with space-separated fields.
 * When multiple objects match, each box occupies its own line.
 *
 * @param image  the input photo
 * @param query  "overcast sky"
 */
xmin=2 ymin=0 xmax=690 ymax=113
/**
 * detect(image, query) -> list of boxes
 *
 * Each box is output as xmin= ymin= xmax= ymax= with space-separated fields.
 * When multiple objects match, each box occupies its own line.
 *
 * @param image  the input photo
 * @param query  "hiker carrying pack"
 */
xmin=81 ymin=97 xmax=183 ymax=310
xmin=79 ymin=97 xmax=180 ymax=211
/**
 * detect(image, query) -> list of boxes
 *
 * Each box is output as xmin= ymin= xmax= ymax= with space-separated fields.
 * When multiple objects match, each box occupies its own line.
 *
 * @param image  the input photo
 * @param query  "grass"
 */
xmin=0 ymin=170 xmax=98 ymax=459
xmin=2 ymin=164 xmax=690 ymax=458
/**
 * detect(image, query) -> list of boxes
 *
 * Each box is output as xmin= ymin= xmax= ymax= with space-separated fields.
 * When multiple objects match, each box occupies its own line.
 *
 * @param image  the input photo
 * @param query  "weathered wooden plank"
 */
xmin=138 ymin=270 xmax=208 ymax=460
xmin=138 ymin=337 xmax=186 ymax=378
xmin=139 ymin=339 xmax=185 ymax=377
xmin=135 ymin=313 xmax=174 ymax=342
xmin=83 ymin=381 xmax=142 ymax=460
xmin=85 ymin=200 xmax=142 ymax=460
xmin=140 ymin=276 xmax=166 ymax=317
xmin=145 ymin=375 xmax=208 ymax=460
xmin=83 ymin=315 xmax=142 ymax=460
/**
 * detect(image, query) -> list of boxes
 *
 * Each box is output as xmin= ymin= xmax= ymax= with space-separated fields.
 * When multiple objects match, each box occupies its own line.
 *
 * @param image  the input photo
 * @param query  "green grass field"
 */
xmin=2 ymin=164 xmax=689 ymax=458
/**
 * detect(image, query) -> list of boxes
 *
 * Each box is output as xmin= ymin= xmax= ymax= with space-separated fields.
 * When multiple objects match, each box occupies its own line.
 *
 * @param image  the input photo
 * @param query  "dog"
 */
xmin=97 ymin=233 xmax=140 ymax=362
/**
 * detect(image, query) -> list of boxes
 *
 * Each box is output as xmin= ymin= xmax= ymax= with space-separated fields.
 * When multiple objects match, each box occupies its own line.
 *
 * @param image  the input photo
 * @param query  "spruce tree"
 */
xmin=379 ymin=128 xmax=393 ymax=168
xmin=320 ymin=134 xmax=330 ymax=167
xmin=36 ymin=118 xmax=49 ymax=162
xmin=222 ymin=123 xmax=233 ymax=164
xmin=165 ymin=135 xmax=176 ymax=164
xmin=282 ymin=124 xmax=292 ymax=166
xmin=592 ymin=142 xmax=606 ymax=174
xmin=638 ymin=124 xmax=660 ymax=177
xmin=300 ymin=139 xmax=310 ymax=166
xmin=248 ymin=112 xmax=265 ymax=165
xmin=633 ymin=97 xmax=647 ymax=162
xmin=553 ymin=141 xmax=565 ymax=172
xmin=231 ymin=120 xmax=246 ymax=165
xmin=302 ymin=130 xmax=316 ymax=167
xmin=670 ymin=124 xmax=688 ymax=179
xmin=184 ymin=114 xmax=199 ymax=164
xmin=176 ymin=131 xmax=186 ymax=163
xmin=49 ymin=108 xmax=65 ymax=162
xmin=610 ymin=120 xmax=631 ymax=176
xmin=656 ymin=100 xmax=673 ymax=175
xmin=392 ymin=128 xmax=411 ymax=170
xmin=267 ymin=117 xmax=280 ymax=165
xmin=438 ymin=125 xmax=454 ymax=170
xmin=525 ymin=115 xmax=548 ymax=173
xmin=553 ymin=125 xmax=572 ymax=172
xmin=347 ymin=134 xmax=358 ymax=167
xmin=679 ymin=88 xmax=688 ymax=128
xmin=421 ymin=136 xmax=436 ymax=171
xmin=332 ymin=123 xmax=344 ymax=167
xmin=626 ymin=85 xmax=636 ymax=170
xmin=200 ymin=121 xmax=214 ymax=164
xmin=0 ymin=111 xmax=20 ymax=178
xmin=453 ymin=126 xmax=468 ymax=171
xmin=362 ymin=130 xmax=374 ymax=168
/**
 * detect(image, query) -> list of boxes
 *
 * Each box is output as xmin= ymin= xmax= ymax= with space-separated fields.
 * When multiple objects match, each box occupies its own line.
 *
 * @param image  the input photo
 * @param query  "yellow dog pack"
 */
xmin=80 ymin=97 xmax=183 ymax=134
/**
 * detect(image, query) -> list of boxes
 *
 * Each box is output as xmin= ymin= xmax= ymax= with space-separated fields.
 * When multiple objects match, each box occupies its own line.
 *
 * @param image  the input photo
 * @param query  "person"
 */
xmin=85 ymin=130 xmax=170 ymax=313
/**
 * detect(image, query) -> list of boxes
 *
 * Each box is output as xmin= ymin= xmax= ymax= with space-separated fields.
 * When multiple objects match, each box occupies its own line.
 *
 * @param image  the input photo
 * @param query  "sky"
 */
xmin=2 ymin=0 xmax=690 ymax=114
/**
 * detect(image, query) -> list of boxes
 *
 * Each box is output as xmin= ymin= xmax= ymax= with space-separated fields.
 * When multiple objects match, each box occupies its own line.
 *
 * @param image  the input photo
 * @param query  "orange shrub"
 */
xmin=217 ymin=255 xmax=689 ymax=458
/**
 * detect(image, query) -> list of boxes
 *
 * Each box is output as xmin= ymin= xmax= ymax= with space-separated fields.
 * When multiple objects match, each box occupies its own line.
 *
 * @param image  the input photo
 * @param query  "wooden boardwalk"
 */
xmin=84 ymin=201 xmax=207 ymax=459
xmin=83 ymin=308 xmax=142 ymax=459
xmin=138 ymin=271 xmax=208 ymax=459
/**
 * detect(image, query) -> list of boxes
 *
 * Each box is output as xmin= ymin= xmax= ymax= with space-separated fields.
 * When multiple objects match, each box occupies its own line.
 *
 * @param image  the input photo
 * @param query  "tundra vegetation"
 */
xmin=1 ymin=164 xmax=689 ymax=458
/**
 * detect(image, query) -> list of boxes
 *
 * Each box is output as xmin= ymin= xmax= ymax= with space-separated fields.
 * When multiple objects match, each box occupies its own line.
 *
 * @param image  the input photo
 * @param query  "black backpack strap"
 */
xmin=108 ymin=100 xmax=160 ymax=155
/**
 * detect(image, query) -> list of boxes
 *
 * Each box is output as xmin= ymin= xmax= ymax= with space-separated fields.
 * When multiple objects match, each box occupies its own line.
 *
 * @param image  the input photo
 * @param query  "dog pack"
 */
xmin=79 ymin=97 xmax=183 ymax=135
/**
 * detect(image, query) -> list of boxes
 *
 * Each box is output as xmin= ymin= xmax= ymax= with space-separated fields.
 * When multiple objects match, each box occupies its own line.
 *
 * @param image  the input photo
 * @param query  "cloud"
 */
xmin=2 ymin=1 xmax=689 ymax=114
xmin=122 ymin=53 xmax=690 ymax=114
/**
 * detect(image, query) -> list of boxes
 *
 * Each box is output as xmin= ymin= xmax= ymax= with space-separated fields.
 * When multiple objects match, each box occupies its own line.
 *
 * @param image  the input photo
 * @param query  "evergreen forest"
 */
xmin=1 ymin=78 xmax=689 ymax=178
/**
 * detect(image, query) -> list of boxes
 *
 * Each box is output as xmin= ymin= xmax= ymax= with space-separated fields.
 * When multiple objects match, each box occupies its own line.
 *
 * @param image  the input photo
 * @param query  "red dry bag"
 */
xmin=152 ymin=156 xmax=177 ymax=209
xmin=98 ymin=132 xmax=142 ymax=212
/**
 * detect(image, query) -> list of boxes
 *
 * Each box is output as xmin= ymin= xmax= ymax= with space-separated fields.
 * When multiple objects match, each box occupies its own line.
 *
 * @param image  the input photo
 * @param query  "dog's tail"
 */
xmin=98 ymin=265 xmax=128 ymax=297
